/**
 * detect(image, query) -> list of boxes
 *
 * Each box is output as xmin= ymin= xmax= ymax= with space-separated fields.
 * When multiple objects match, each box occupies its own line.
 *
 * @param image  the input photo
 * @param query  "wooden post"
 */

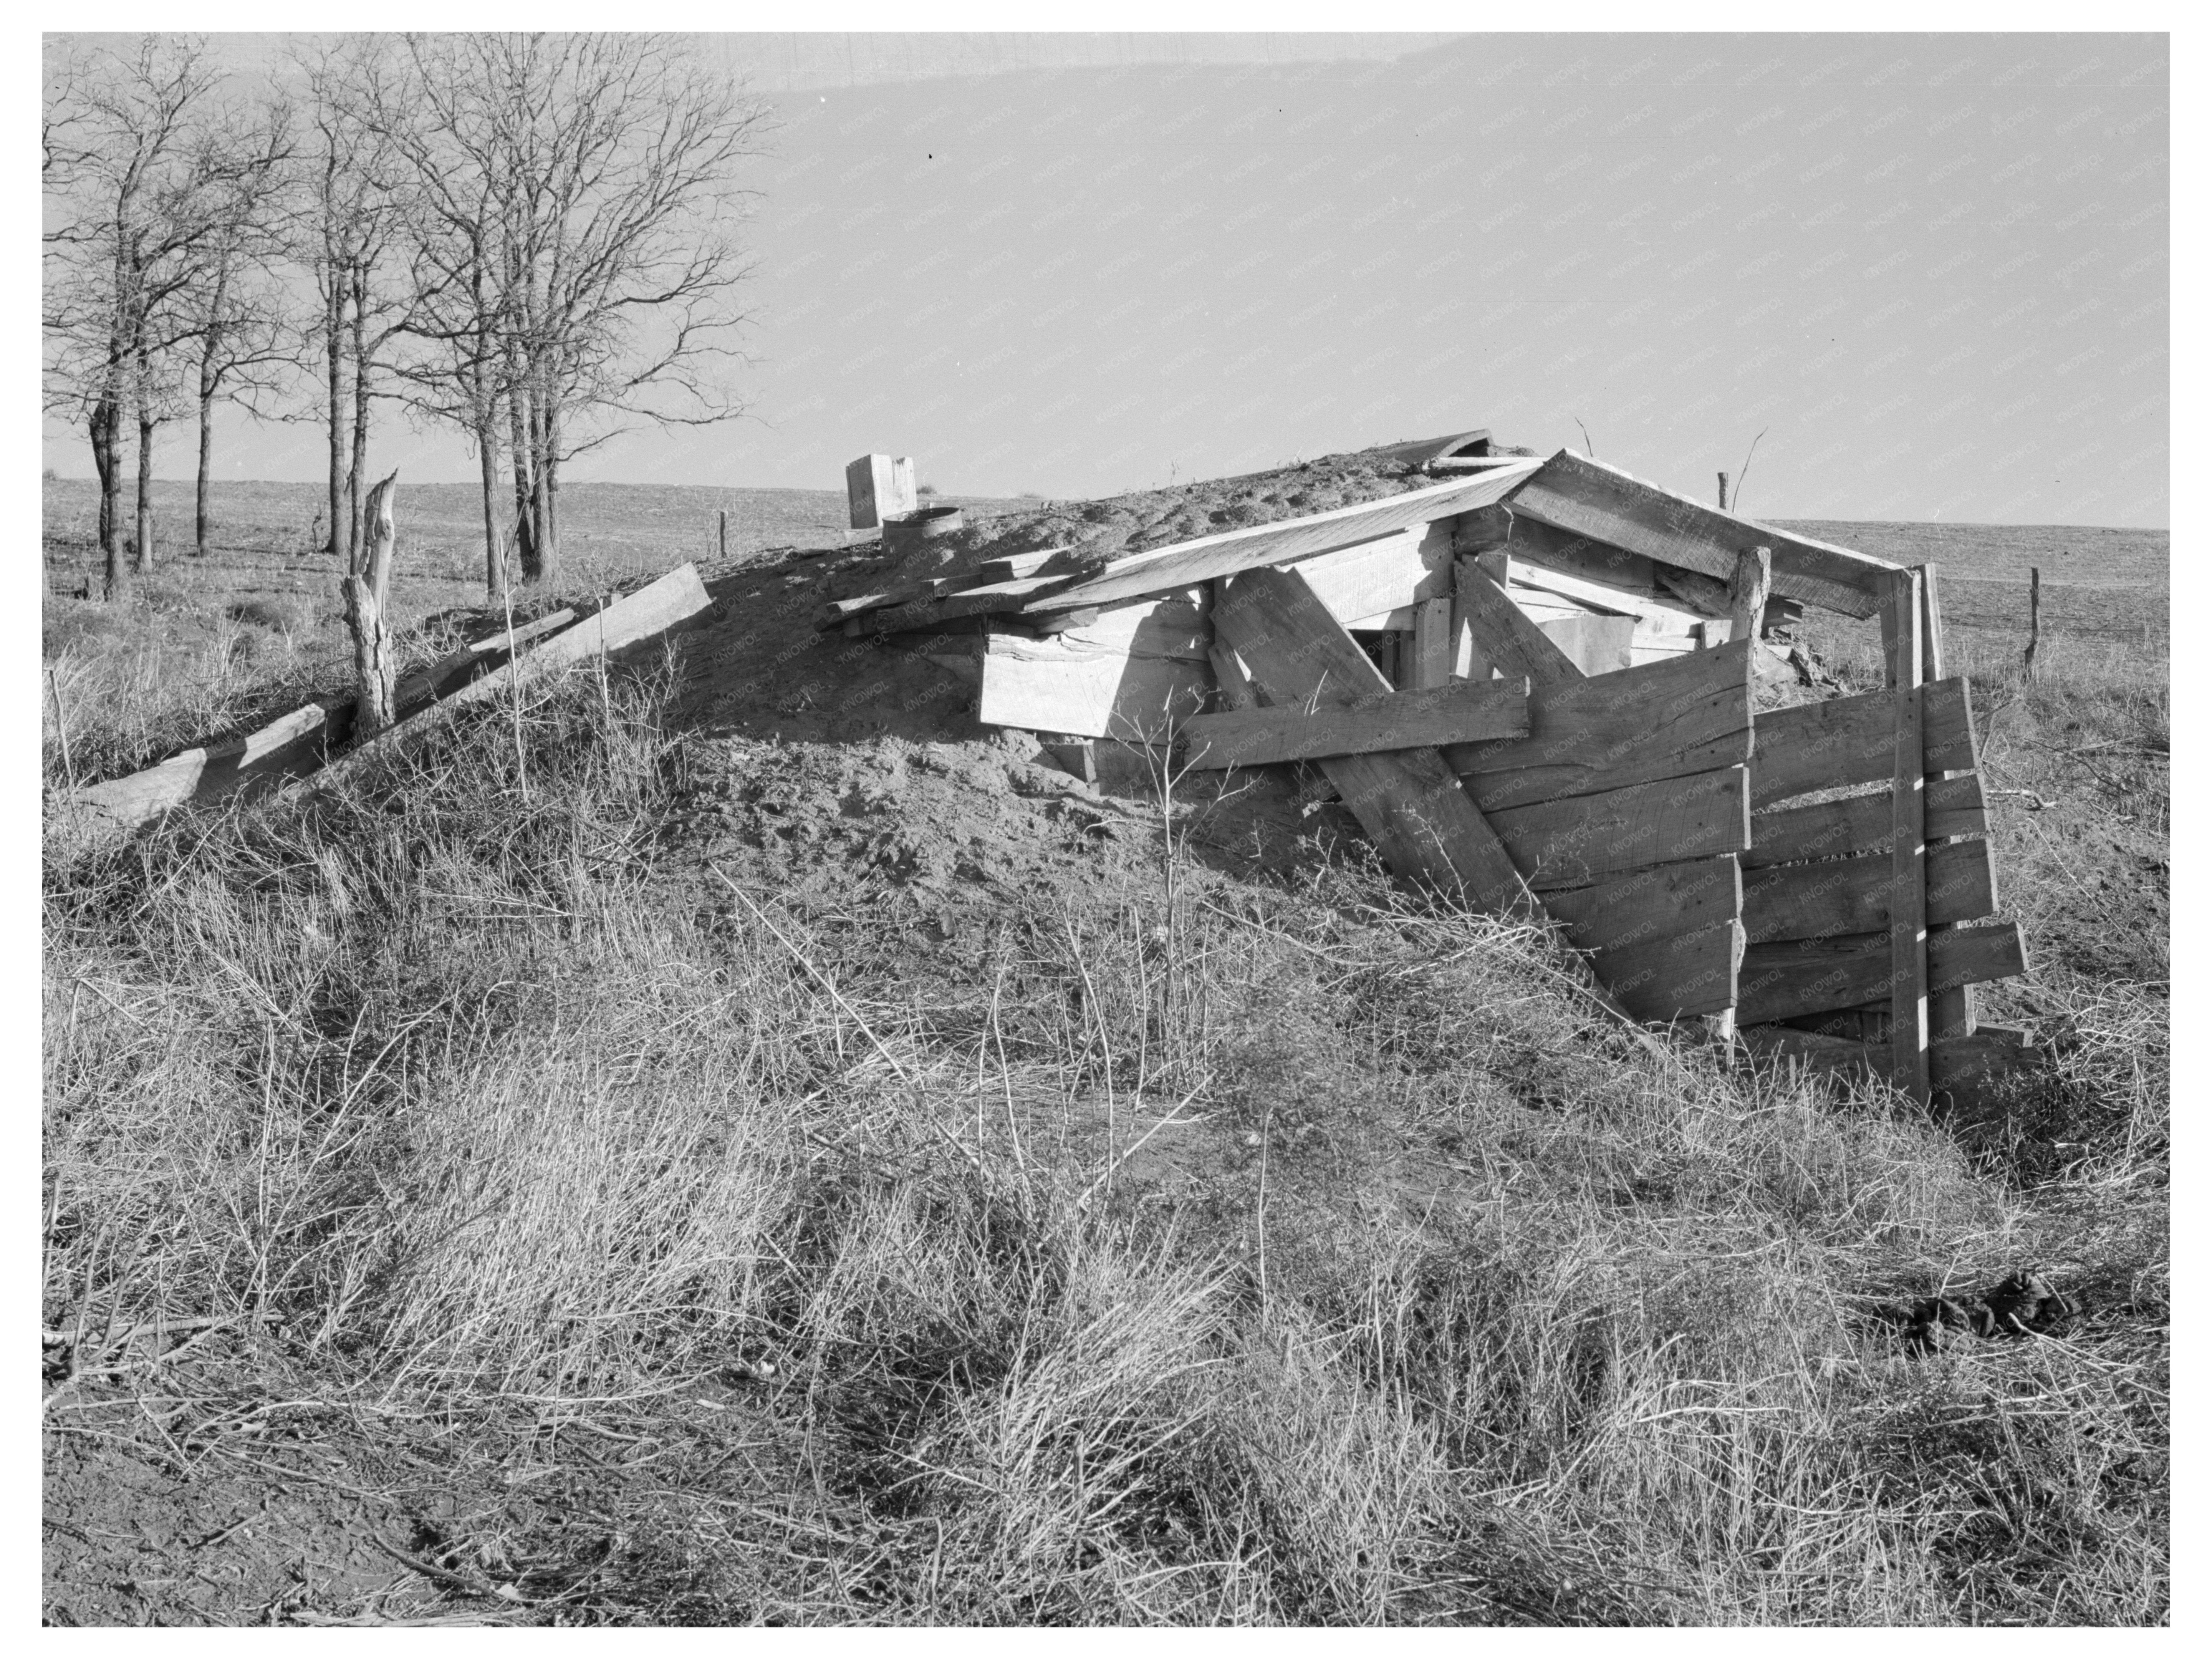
xmin=1727 ymin=545 xmax=1772 ymax=646
xmin=1920 ymin=566 xmax=1976 ymax=1045
xmin=1883 ymin=568 xmax=1931 ymax=1104
xmin=718 ymin=509 xmax=727 ymax=560
xmin=1717 ymin=471 xmax=1730 ymax=512
xmin=1410 ymin=595 xmax=1454 ymax=689
xmin=342 ymin=471 xmax=401 ymax=739
xmin=2024 ymin=566 xmax=2041 ymax=681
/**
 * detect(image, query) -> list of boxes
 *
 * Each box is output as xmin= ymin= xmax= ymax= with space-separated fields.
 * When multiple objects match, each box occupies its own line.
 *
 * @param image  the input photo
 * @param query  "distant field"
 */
xmin=44 ymin=479 xmax=2167 ymax=646
xmin=1776 ymin=519 xmax=2168 ymax=647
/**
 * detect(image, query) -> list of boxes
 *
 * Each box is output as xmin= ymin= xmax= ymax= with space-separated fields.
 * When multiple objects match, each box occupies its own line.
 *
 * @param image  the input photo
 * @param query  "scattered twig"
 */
xmin=1731 ymin=426 xmax=1768 ymax=513
xmin=1990 ymin=787 xmax=2061 ymax=811
xmin=1572 ymin=416 xmax=1597 ymax=459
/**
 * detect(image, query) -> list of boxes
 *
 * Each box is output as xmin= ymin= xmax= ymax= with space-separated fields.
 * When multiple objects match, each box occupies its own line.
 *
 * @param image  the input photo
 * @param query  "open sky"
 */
xmin=42 ymin=30 xmax=2170 ymax=526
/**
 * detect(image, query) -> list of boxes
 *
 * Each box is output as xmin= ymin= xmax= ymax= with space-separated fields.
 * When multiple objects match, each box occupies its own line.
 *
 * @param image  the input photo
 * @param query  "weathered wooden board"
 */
xmin=1212 ymin=565 xmax=1528 ymax=908
xmin=301 ymin=563 xmax=713 ymax=796
xmin=1503 ymin=449 xmax=1899 ymax=618
xmin=1041 ymin=592 xmax=1210 ymax=661
xmin=979 ymin=636 xmax=1213 ymax=740
xmin=1487 ymin=766 xmax=1751 ymax=890
xmin=844 ymin=572 xmax=1084 ymax=636
xmin=1541 ymin=854 xmax=1742 ymax=955
xmin=1028 ymin=463 xmax=1541 ymax=615
xmin=1742 ymin=836 xmax=1997 ymax=944
xmin=1743 ymin=772 xmax=1987 ymax=868
xmin=1451 ymin=507 xmax=1664 ymax=597
xmin=1454 ymin=561 xmax=1585 ymax=689
xmin=1589 ymin=921 xmax=1743 ymax=1022
xmin=1750 ymin=678 xmax=1977 ymax=806
xmin=1290 ymin=523 xmax=1452 ymax=626
xmin=1537 ymin=613 xmax=1635 ymax=675
xmin=1736 ymin=921 xmax=2027 ymax=1026
xmin=1410 ymin=596 xmax=1455 ymax=689
xmin=1444 ymin=638 xmax=1755 ymax=809
xmin=1178 ymin=676 xmax=1531 ymax=769
xmin=65 ymin=605 xmax=585 ymax=834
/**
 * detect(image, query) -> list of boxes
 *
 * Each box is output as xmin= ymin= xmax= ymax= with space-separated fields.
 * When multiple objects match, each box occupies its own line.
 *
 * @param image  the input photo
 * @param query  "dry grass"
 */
xmin=42 ymin=593 xmax=2167 ymax=1623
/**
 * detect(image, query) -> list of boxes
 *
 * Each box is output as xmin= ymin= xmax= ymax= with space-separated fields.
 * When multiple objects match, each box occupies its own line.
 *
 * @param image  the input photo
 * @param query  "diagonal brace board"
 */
xmin=1210 ymin=565 xmax=1530 ymax=910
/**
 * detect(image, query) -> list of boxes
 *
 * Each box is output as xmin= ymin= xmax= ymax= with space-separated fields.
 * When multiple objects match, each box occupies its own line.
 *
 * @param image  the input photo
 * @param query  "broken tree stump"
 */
xmin=343 ymin=471 xmax=401 ymax=738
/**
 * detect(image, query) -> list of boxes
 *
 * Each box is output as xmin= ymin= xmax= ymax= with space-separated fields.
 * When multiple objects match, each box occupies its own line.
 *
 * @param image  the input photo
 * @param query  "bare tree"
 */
xmin=43 ymin=34 xmax=224 ymax=597
xmin=384 ymin=33 xmax=768 ymax=589
xmin=176 ymin=100 xmax=294 ymax=556
xmin=286 ymin=36 xmax=415 ymax=569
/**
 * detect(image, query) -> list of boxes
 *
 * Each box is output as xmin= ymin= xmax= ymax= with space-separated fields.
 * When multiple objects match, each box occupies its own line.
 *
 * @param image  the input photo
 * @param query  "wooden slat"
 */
xmin=1503 ymin=449 xmax=1899 ymax=617
xmin=1736 ymin=921 xmax=2026 ymax=1027
xmin=1541 ymin=854 xmax=1742 ymax=955
xmin=1488 ymin=766 xmax=1750 ymax=890
xmin=1178 ymin=677 xmax=1530 ymax=769
xmin=1291 ymin=524 xmax=1452 ymax=626
xmin=1749 ymin=678 xmax=1977 ymax=806
xmin=1744 ymin=773 xmax=1987 ymax=867
xmin=1454 ymin=560 xmax=1584 ymax=689
xmin=1410 ymin=596 xmax=1455 ymax=689
xmin=1536 ymin=613 xmax=1635 ymax=675
xmin=1884 ymin=570 xmax=1931 ymax=1103
xmin=1919 ymin=564 xmax=1976 ymax=1045
xmin=1742 ymin=837 xmax=1996 ymax=944
xmin=1445 ymin=638 xmax=1755 ymax=809
xmin=1211 ymin=565 xmax=1529 ymax=908
xmin=843 ymin=572 xmax=1084 ymax=636
xmin=298 ymin=563 xmax=713 ymax=798
xmin=978 ymin=636 xmax=1212 ymax=741
xmin=1023 ymin=464 xmax=1542 ymax=616
xmin=1588 ymin=922 xmax=1743 ymax=1022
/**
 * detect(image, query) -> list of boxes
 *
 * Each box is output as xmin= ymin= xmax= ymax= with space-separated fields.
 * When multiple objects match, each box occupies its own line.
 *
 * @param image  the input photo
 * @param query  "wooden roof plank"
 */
xmin=1503 ymin=449 xmax=1899 ymax=618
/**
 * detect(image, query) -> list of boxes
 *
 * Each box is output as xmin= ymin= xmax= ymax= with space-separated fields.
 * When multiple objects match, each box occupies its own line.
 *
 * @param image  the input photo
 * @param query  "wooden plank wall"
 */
xmin=1734 ymin=563 xmax=2025 ymax=1095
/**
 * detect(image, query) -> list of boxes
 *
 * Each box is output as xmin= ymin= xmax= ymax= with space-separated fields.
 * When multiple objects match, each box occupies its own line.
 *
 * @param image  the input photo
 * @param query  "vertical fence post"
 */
xmin=1717 ymin=471 xmax=1730 ymax=512
xmin=1882 ymin=568 xmax=1931 ymax=1104
xmin=2024 ymin=566 xmax=2041 ymax=681
xmin=1920 ymin=566 xmax=1975 ymax=1047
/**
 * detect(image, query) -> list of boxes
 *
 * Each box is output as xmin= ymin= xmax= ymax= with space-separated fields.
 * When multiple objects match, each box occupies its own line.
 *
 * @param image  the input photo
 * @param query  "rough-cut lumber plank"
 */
xmin=1445 ymin=639 xmax=1755 ymax=809
xmin=1499 ymin=560 xmax=1648 ymax=618
xmin=301 ymin=563 xmax=712 ymax=795
xmin=1212 ymin=565 xmax=1529 ymax=908
xmin=1209 ymin=645 xmax=1258 ymax=712
xmin=1487 ymin=767 xmax=1751 ymax=890
xmin=844 ymin=572 xmax=1083 ymax=636
xmin=1024 ymin=463 xmax=1541 ymax=616
xmin=1504 ymin=450 xmax=1899 ymax=618
xmin=1178 ymin=677 xmax=1530 ymax=769
xmin=979 ymin=636 xmax=1212 ymax=741
xmin=1736 ymin=921 xmax=2026 ymax=1027
xmin=1748 ymin=678 xmax=1977 ymax=806
xmin=1588 ymin=922 xmax=1743 ymax=1022
xmin=1019 ymin=593 xmax=1209 ymax=661
xmin=1742 ymin=836 xmax=1996 ymax=944
xmin=1291 ymin=524 xmax=1452 ymax=626
xmin=1409 ymin=596 xmax=1455 ymax=689
xmin=1745 ymin=773 xmax=1987 ymax=867
xmin=1536 ymin=613 xmax=1635 ymax=675
xmin=65 ymin=606 xmax=585 ymax=835
xmin=1919 ymin=564 xmax=1976 ymax=1045
xmin=1455 ymin=560 xmax=1584 ymax=689
xmin=1541 ymin=854 xmax=1742 ymax=955
xmin=1884 ymin=569 xmax=1932 ymax=1103
xmin=67 ymin=698 xmax=351 ymax=831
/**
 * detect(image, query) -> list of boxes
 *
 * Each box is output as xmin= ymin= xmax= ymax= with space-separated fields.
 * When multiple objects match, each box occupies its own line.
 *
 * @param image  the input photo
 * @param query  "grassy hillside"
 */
xmin=41 ymin=480 xmax=2166 ymax=1626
